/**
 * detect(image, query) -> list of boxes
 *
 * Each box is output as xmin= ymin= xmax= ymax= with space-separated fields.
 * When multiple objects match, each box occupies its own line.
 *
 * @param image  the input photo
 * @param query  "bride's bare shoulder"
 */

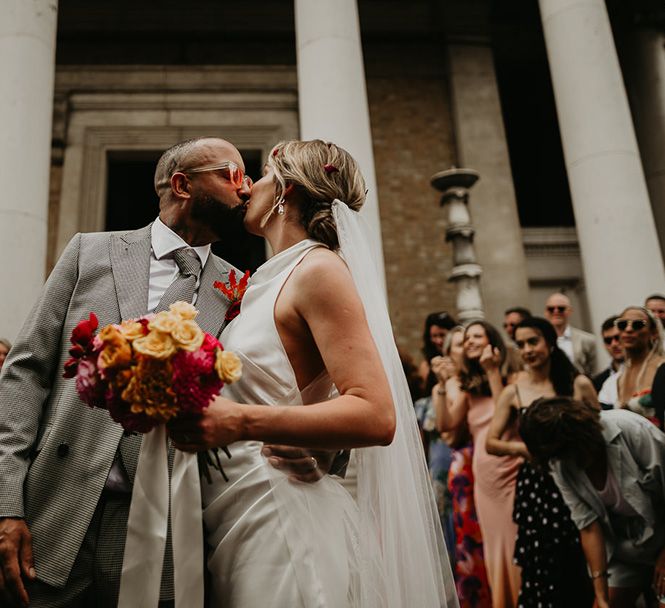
xmin=289 ymin=246 xmax=356 ymax=303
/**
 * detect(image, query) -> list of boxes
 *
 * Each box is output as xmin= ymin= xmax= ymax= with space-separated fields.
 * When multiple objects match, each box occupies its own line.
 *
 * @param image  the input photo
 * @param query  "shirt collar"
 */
xmin=562 ymin=325 xmax=572 ymax=340
xmin=151 ymin=217 xmax=211 ymax=267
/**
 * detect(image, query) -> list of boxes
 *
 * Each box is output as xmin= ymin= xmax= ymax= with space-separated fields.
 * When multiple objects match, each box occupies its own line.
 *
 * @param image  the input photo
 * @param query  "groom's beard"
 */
xmin=191 ymin=193 xmax=247 ymax=242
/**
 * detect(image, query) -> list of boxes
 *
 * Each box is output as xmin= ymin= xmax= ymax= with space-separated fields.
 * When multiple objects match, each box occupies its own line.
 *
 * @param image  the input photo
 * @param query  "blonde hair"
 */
xmin=266 ymin=140 xmax=366 ymax=249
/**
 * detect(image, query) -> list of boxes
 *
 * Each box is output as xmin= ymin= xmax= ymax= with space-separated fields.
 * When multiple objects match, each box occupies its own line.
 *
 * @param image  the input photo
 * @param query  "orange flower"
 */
xmin=121 ymin=357 xmax=178 ymax=423
xmin=97 ymin=325 xmax=132 ymax=371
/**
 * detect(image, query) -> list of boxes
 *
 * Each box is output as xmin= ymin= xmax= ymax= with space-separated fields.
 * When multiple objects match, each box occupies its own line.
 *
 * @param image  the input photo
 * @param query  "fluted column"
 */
xmin=0 ymin=1 xmax=58 ymax=341
xmin=294 ymin=0 xmax=385 ymax=291
xmin=539 ymin=0 xmax=665 ymax=332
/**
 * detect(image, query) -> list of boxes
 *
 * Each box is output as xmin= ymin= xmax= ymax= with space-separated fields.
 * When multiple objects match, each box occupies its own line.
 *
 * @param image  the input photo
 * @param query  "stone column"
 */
xmin=539 ymin=0 xmax=665 ymax=332
xmin=294 ymin=0 xmax=385 ymax=292
xmin=431 ymin=168 xmax=484 ymax=322
xmin=447 ymin=43 xmax=531 ymax=326
xmin=0 ymin=1 xmax=58 ymax=341
xmin=621 ymin=28 xmax=665 ymax=262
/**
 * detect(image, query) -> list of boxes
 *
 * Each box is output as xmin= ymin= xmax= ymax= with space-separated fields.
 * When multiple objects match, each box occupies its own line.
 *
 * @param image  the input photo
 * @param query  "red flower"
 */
xmin=323 ymin=163 xmax=339 ymax=174
xmin=71 ymin=313 xmax=99 ymax=349
xmin=201 ymin=333 xmax=222 ymax=354
xmin=214 ymin=270 xmax=250 ymax=322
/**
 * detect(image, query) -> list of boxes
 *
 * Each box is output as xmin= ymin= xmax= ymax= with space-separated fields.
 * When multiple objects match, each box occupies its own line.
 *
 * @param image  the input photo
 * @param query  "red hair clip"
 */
xmin=272 ymin=148 xmax=279 ymax=157
xmin=323 ymin=164 xmax=339 ymax=174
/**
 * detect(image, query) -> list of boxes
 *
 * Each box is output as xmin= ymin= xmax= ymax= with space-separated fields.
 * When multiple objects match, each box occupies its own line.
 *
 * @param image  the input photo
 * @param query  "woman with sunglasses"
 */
xmin=520 ymin=397 xmax=665 ymax=608
xmin=613 ymin=307 xmax=665 ymax=428
xmin=436 ymin=320 xmax=521 ymax=607
xmin=486 ymin=317 xmax=597 ymax=606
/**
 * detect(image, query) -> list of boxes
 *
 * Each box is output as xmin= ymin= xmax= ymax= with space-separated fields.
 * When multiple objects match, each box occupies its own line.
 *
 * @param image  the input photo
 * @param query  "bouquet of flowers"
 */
xmin=63 ymin=301 xmax=242 ymax=480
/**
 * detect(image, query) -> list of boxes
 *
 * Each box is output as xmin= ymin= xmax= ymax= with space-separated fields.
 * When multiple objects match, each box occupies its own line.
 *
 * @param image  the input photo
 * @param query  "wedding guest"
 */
xmin=520 ymin=398 xmax=665 ymax=608
xmin=418 ymin=311 xmax=458 ymax=393
xmin=593 ymin=316 xmax=624 ymax=409
xmin=0 ymin=339 xmax=10 ymax=372
xmin=436 ymin=320 xmax=521 ymax=607
xmin=503 ymin=306 xmax=532 ymax=343
xmin=645 ymin=294 xmax=665 ymax=328
xmin=486 ymin=317 xmax=596 ymax=606
xmin=434 ymin=327 xmax=492 ymax=607
xmin=614 ymin=306 xmax=665 ymax=428
xmin=544 ymin=292 xmax=598 ymax=376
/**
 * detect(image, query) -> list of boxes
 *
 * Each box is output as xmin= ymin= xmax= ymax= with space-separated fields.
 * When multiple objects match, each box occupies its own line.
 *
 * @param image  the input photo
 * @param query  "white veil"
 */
xmin=332 ymin=200 xmax=459 ymax=607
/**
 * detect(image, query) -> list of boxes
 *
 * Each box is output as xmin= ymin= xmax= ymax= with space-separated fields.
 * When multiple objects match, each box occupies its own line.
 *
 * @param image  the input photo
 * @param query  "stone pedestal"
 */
xmin=0 ymin=1 xmax=58 ymax=341
xmin=431 ymin=168 xmax=484 ymax=322
xmin=539 ymin=0 xmax=665 ymax=332
xmin=294 ymin=0 xmax=385 ymax=291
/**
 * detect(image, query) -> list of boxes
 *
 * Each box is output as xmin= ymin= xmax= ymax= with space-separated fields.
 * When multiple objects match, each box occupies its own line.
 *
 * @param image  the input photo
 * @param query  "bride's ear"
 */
xmin=282 ymin=183 xmax=296 ymax=199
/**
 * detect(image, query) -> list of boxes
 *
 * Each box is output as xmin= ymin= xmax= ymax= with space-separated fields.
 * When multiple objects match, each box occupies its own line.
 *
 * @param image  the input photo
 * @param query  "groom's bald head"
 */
xmin=154 ymin=137 xmax=242 ymax=199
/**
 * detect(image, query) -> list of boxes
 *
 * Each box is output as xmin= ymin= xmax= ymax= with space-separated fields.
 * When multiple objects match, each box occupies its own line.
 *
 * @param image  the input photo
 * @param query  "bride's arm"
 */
xmin=171 ymin=251 xmax=396 ymax=451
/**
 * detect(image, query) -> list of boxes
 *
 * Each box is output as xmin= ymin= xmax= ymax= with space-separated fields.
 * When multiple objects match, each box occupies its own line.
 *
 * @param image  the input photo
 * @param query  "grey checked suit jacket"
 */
xmin=0 ymin=224 xmax=233 ymax=588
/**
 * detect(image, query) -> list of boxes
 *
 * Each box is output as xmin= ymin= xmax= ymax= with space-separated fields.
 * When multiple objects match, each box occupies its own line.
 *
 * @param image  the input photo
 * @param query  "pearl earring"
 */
xmin=277 ymin=202 xmax=285 ymax=215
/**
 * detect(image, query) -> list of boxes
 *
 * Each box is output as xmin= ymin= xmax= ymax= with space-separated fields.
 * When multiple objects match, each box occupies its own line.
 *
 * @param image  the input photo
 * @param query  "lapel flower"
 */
xmin=213 ymin=269 xmax=250 ymax=322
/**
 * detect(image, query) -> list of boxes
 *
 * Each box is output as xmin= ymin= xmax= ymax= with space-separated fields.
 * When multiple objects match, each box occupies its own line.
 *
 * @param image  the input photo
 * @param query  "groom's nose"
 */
xmin=237 ymin=177 xmax=252 ymax=201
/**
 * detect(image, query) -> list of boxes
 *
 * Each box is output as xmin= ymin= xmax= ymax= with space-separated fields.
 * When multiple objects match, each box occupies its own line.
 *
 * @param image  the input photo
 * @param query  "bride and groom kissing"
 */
xmin=0 ymin=137 xmax=458 ymax=607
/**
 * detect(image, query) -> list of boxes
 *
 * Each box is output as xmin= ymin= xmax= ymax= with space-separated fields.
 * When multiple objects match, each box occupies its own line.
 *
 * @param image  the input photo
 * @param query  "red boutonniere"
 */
xmin=214 ymin=270 xmax=250 ymax=322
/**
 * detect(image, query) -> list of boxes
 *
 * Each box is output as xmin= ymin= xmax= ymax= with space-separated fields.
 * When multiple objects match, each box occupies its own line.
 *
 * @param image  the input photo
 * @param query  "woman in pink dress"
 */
xmin=435 ymin=320 xmax=521 ymax=607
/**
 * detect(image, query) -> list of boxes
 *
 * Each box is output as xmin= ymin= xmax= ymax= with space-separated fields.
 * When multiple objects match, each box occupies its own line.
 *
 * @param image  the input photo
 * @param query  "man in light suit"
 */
xmin=544 ymin=292 xmax=598 ymax=377
xmin=0 ymin=137 xmax=252 ymax=607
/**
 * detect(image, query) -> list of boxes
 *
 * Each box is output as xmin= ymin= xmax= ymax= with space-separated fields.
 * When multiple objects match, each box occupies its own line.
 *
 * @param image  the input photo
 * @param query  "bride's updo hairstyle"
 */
xmin=266 ymin=139 xmax=366 ymax=250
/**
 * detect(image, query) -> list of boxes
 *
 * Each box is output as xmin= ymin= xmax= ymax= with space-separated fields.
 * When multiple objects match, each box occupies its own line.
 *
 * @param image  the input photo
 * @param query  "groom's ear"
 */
xmin=170 ymin=172 xmax=191 ymax=200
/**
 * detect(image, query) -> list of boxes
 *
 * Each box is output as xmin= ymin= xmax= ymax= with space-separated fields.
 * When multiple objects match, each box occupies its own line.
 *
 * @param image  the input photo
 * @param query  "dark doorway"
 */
xmin=491 ymin=1 xmax=575 ymax=227
xmin=105 ymin=149 xmax=266 ymax=272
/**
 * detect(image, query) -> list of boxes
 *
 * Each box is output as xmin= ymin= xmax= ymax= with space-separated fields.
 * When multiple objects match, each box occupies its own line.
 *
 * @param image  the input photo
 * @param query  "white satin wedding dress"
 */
xmin=202 ymin=202 xmax=458 ymax=608
xmin=201 ymin=239 xmax=361 ymax=607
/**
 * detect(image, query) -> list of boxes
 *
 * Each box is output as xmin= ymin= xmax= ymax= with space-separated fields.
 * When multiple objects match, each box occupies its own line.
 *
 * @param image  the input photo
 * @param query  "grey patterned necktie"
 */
xmin=119 ymin=247 xmax=203 ymax=482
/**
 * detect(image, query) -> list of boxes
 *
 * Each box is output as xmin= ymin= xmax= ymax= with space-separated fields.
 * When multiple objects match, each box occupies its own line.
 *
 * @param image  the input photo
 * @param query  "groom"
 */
xmin=0 ymin=137 xmax=329 ymax=608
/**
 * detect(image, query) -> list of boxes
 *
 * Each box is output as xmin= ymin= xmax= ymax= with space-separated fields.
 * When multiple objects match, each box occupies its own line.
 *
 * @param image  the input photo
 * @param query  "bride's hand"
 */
xmin=168 ymin=396 xmax=245 ymax=451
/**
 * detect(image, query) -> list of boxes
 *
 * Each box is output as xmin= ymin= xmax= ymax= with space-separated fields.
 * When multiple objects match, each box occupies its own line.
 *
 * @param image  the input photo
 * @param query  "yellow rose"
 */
xmin=149 ymin=311 xmax=180 ymax=335
xmin=132 ymin=330 xmax=176 ymax=360
xmin=97 ymin=325 xmax=132 ymax=370
xmin=169 ymin=301 xmax=198 ymax=320
xmin=215 ymin=350 xmax=242 ymax=384
xmin=119 ymin=320 xmax=146 ymax=342
xmin=171 ymin=319 xmax=205 ymax=352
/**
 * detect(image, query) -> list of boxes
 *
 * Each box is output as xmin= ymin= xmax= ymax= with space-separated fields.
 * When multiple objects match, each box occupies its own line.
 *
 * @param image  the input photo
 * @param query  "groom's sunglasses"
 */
xmin=180 ymin=161 xmax=252 ymax=188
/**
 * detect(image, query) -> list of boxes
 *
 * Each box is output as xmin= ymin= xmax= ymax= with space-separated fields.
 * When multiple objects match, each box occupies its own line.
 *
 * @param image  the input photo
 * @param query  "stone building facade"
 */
xmin=2 ymin=0 xmax=664 ymax=363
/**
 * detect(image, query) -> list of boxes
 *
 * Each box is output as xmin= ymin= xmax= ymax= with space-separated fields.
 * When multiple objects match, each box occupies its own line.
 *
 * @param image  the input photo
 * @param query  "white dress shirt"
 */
xmin=557 ymin=325 xmax=575 ymax=364
xmin=148 ymin=217 xmax=211 ymax=311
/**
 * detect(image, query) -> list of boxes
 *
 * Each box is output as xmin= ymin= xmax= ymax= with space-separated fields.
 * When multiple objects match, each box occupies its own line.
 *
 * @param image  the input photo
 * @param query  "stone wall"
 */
xmin=367 ymin=77 xmax=457 ymax=361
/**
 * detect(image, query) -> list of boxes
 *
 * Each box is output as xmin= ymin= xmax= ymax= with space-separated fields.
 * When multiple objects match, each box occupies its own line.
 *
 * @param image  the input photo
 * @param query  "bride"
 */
xmin=170 ymin=139 xmax=458 ymax=607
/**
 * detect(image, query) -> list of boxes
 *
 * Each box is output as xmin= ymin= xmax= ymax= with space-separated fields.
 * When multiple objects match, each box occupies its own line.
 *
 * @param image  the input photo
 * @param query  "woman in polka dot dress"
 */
xmin=486 ymin=317 xmax=597 ymax=606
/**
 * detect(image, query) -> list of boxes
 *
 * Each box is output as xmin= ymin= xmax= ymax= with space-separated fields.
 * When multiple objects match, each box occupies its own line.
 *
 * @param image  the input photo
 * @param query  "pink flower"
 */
xmin=172 ymin=349 xmax=222 ymax=414
xmin=75 ymin=359 xmax=105 ymax=407
xmin=201 ymin=333 xmax=222 ymax=354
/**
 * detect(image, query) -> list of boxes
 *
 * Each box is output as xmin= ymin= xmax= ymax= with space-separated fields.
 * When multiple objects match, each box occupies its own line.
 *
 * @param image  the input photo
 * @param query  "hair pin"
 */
xmin=323 ymin=164 xmax=338 ymax=174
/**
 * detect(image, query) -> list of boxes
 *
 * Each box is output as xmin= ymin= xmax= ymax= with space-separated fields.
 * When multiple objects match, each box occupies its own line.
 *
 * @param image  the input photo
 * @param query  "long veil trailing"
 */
xmin=332 ymin=200 xmax=459 ymax=607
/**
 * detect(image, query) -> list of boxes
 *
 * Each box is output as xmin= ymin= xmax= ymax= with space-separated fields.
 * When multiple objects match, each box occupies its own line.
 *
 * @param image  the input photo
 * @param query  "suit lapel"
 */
xmin=196 ymin=256 xmax=231 ymax=337
xmin=110 ymin=225 xmax=152 ymax=320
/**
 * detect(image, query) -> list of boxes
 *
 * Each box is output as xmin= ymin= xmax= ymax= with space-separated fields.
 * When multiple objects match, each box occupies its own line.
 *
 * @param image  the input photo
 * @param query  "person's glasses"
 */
xmin=603 ymin=335 xmax=621 ymax=345
xmin=546 ymin=306 xmax=567 ymax=313
xmin=615 ymin=319 xmax=648 ymax=332
xmin=180 ymin=161 xmax=251 ymax=188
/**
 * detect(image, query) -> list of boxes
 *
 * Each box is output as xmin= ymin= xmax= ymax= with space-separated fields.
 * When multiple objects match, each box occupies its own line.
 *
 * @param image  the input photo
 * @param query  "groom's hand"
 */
xmin=262 ymin=445 xmax=336 ymax=483
xmin=0 ymin=517 xmax=35 ymax=608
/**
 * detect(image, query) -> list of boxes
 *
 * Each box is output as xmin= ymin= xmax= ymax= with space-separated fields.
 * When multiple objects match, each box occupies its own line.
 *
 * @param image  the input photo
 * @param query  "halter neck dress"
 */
xmin=201 ymin=239 xmax=360 ymax=608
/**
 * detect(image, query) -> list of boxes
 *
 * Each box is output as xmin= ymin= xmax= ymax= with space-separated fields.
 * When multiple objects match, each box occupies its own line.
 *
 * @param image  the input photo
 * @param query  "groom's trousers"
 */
xmin=26 ymin=490 xmax=174 ymax=608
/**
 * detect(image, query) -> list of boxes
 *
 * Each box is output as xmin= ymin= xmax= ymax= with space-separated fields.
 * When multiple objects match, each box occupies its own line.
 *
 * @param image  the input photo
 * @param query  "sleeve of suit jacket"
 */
xmin=0 ymin=234 xmax=82 ymax=517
